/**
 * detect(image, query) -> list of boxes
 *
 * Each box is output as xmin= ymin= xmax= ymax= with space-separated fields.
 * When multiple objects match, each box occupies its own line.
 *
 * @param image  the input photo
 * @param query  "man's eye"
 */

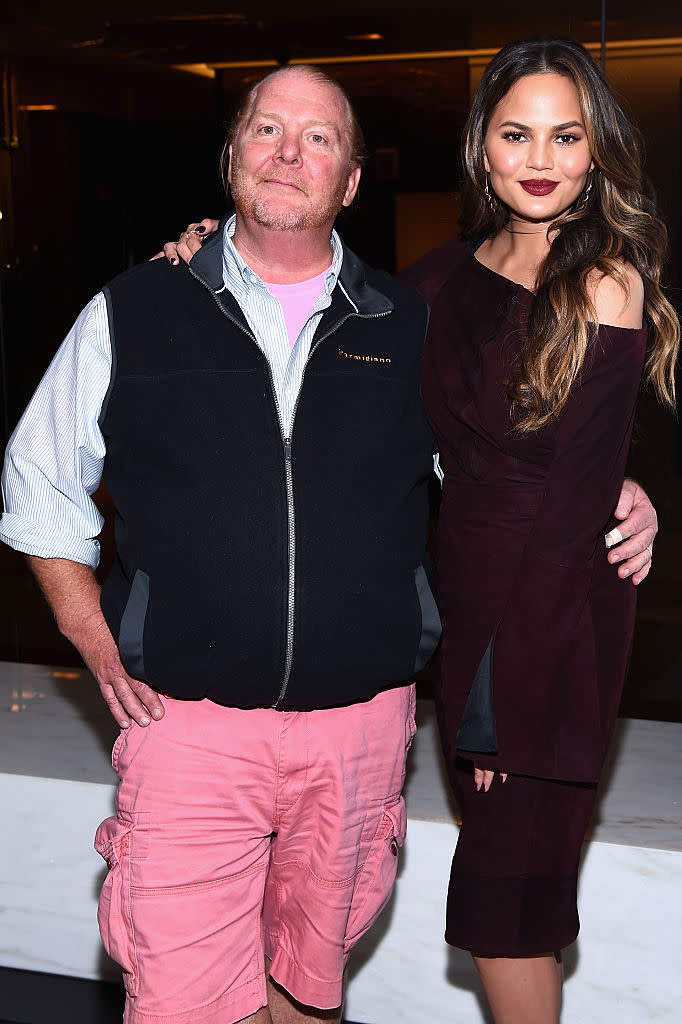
xmin=259 ymin=125 xmax=276 ymax=135
xmin=310 ymin=134 xmax=326 ymax=144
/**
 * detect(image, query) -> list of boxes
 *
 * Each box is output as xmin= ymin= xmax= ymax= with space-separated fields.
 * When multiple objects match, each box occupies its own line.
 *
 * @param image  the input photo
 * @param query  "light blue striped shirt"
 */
xmin=0 ymin=216 xmax=343 ymax=568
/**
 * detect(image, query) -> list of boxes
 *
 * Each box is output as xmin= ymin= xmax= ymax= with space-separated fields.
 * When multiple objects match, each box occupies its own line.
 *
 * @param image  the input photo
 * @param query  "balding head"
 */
xmin=221 ymin=65 xmax=366 ymax=191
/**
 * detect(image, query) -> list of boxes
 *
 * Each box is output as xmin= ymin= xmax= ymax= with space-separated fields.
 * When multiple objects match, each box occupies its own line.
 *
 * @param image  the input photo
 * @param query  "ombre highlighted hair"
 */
xmin=461 ymin=35 xmax=679 ymax=431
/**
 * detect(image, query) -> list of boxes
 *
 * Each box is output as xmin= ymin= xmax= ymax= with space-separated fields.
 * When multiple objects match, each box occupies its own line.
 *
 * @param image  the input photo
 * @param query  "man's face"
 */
xmin=228 ymin=71 xmax=361 ymax=233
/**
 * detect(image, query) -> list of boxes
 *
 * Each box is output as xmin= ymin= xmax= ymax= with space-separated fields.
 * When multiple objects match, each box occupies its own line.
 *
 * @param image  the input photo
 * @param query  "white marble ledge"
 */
xmin=406 ymin=701 xmax=682 ymax=852
xmin=1 ymin=661 xmax=681 ymax=851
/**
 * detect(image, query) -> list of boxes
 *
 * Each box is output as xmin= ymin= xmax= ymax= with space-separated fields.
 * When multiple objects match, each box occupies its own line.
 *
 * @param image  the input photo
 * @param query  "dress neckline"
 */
xmin=466 ymin=236 xmax=646 ymax=333
xmin=468 ymin=237 xmax=534 ymax=298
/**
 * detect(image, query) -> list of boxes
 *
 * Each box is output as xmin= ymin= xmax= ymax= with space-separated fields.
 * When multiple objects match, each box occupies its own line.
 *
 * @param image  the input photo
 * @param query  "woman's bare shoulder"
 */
xmin=587 ymin=263 xmax=645 ymax=329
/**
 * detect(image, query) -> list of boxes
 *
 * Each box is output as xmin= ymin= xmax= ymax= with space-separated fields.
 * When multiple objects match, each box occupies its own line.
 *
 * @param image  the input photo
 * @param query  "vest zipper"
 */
xmin=187 ymin=262 xmax=391 ymax=707
xmin=277 ymin=439 xmax=296 ymax=705
xmin=270 ymin=307 xmax=392 ymax=707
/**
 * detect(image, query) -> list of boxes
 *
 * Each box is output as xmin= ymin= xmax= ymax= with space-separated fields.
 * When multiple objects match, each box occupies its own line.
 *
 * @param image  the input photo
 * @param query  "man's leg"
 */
xmin=231 ymin=963 xmax=343 ymax=1024
xmin=95 ymin=698 xmax=286 ymax=1024
xmin=266 ymin=959 xmax=343 ymax=1024
xmin=262 ymin=685 xmax=416 ymax=1017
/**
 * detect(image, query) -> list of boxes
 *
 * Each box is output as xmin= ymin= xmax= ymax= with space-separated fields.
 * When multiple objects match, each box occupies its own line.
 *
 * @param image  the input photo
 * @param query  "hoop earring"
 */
xmin=484 ymin=174 xmax=497 ymax=212
xmin=575 ymin=171 xmax=594 ymax=213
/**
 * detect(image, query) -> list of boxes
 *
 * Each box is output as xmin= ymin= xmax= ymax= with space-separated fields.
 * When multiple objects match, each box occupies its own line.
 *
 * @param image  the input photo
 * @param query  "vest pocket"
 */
xmin=118 ymin=569 xmax=150 ymax=680
xmin=413 ymin=564 xmax=442 ymax=672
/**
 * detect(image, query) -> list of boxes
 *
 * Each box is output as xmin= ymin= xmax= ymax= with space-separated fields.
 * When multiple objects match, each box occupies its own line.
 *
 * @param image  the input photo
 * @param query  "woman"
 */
xmin=401 ymin=36 xmax=678 ymax=1022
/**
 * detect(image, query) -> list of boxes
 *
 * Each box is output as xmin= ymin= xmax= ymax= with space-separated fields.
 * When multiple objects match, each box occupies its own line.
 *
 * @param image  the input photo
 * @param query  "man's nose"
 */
xmin=276 ymin=131 xmax=302 ymax=164
xmin=527 ymin=137 xmax=554 ymax=171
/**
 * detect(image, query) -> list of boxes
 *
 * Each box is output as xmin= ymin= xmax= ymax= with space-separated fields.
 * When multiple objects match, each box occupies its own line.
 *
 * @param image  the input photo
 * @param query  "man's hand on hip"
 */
xmin=27 ymin=555 xmax=165 ymax=728
xmin=80 ymin=613 xmax=165 ymax=728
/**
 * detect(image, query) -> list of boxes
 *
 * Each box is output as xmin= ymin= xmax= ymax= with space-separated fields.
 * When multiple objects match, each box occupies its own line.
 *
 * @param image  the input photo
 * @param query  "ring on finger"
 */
xmin=646 ymin=544 xmax=653 ymax=560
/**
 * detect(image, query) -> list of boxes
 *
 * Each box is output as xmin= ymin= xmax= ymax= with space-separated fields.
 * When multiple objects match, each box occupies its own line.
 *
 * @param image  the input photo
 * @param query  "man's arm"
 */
xmin=1 ymin=294 xmax=164 ymax=727
xmin=608 ymin=479 xmax=657 ymax=585
xmin=28 ymin=556 xmax=164 ymax=728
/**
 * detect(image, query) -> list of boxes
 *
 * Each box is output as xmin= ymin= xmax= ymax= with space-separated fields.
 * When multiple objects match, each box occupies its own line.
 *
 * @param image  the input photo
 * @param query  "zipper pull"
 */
xmin=283 ymin=440 xmax=292 ymax=460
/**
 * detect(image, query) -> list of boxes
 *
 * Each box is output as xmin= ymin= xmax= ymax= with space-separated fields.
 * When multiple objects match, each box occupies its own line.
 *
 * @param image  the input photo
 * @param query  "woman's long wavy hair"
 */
xmin=461 ymin=36 xmax=679 ymax=431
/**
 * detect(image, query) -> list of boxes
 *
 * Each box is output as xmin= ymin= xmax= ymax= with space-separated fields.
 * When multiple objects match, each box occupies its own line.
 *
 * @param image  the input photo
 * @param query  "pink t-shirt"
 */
xmin=265 ymin=268 xmax=329 ymax=349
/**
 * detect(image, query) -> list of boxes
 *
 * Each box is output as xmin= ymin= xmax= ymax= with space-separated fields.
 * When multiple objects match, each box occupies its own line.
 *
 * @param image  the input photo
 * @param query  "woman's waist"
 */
xmin=441 ymin=474 xmax=545 ymax=517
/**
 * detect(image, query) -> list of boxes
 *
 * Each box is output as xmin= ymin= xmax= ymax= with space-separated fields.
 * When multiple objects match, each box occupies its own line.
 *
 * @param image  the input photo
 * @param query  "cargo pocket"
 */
xmin=118 ymin=569 xmax=150 ymax=680
xmin=94 ymin=816 xmax=139 ymax=996
xmin=344 ymin=795 xmax=407 ymax=953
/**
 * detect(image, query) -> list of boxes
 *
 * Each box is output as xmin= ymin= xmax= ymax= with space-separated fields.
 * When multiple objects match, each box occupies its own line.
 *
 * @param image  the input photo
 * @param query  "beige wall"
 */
xmin=395 ymin=192 xmax=461 ymax=272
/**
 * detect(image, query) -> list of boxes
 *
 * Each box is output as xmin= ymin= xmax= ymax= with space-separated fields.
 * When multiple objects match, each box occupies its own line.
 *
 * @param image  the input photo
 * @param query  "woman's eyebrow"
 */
xmin=495 ymin=120 xmax=585 ymax=131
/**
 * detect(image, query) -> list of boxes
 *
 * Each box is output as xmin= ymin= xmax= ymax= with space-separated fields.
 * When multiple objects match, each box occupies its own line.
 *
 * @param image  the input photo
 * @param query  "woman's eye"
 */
xmin=258 ymin=125 xmax=276 ymax=135
xmin=502 ymin=131 xmax=526 ymax=143
xmin=556 ymin=133 xmax=579 ymax=145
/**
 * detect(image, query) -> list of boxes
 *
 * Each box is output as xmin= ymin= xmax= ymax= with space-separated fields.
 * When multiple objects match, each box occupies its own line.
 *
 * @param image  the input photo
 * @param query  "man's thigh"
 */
xmin=263 ymin=684 xmax=417 ymax=1010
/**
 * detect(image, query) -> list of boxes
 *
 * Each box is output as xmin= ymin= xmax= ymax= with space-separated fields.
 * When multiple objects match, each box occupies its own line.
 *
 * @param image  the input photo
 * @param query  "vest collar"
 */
xmin=189 ymin=215 xmax=394 ymax=320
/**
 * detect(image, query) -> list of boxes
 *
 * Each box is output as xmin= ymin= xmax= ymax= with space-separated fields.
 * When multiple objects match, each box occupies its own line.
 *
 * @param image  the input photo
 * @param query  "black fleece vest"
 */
xmin=99 ymin=238 xmax=440 ymax=709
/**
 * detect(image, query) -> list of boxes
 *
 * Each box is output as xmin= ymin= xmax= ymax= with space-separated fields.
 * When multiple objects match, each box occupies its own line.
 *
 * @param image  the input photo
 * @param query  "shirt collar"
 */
xmin=222 ymin=213 xmax=342 ymax=296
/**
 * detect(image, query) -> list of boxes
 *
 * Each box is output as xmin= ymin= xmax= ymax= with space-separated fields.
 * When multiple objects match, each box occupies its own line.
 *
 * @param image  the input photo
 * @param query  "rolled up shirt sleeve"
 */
xmin=0 ymin=293 xmax=112 ymax=567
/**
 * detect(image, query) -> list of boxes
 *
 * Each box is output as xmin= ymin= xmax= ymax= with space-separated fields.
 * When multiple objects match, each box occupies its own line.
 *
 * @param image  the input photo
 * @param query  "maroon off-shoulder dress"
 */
xmin=402 ymin=236 xmax=646 ymax=955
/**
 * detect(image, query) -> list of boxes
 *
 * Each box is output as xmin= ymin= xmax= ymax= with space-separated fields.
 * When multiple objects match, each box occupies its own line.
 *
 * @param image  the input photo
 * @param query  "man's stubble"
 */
xmin=229 ymin=154 xmax=351 ymax=233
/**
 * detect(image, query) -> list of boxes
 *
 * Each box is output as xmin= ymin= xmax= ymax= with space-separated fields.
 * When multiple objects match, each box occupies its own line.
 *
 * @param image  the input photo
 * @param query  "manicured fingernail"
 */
xmin=195 ymin=225 xmax=205 ymax=233
xmin=120 ymin=719 xmax=130 ymax=729
xmin=605 ymin=527 xmax=623 ymax=548
xmin=609 ymin=552 xmax=621 ymax=563
xmin=152 ymin=707 xmax=164 ymax=720
xmin=620 ymin=567 xmax=631 ymax=577
xmin=140 ymin=715 xmax=150 ymax=726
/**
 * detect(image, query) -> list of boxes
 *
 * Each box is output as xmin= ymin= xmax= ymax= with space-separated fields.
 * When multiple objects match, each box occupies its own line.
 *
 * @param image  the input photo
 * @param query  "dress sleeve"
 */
xmin=457 ymin=323 xmax=647 ymax=780
xmin=0 ymin=293 xmax=112 ymax=567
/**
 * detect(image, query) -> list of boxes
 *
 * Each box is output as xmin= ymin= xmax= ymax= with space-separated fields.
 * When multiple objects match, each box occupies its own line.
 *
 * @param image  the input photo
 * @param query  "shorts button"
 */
xmin=390 ymin=839 xmax=398 ymax=856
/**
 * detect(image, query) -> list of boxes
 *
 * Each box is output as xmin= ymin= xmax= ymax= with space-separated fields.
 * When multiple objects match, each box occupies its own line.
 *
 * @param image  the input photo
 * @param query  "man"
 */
xmin=1 ymin=66 xmax=655 ymax=1024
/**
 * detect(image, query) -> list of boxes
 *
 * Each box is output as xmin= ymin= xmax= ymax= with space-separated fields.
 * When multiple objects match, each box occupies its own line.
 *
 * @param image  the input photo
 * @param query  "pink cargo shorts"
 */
xmin=95 ymin=683 xmax=416 ymax=1024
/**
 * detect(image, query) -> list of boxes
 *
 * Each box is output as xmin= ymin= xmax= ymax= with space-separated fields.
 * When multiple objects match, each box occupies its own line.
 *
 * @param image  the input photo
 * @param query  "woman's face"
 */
xmin=483 ymin=72 xmax=594 ymax=224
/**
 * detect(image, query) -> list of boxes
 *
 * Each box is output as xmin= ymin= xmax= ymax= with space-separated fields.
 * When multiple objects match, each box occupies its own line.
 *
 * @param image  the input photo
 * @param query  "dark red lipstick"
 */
xmin=519 ymin=179 xmax=559 ymax=196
